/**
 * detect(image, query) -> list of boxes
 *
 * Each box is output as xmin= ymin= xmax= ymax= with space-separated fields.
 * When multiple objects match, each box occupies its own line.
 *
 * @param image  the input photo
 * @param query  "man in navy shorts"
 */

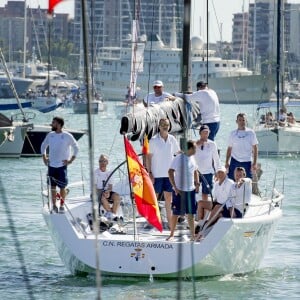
xmin=145 ymin=118 xmax=180 ymax=229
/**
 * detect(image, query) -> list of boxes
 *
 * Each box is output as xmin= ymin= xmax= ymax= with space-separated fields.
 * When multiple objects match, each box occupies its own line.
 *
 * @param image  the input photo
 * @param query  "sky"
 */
xmin=0 ymin=0 xmax=299 ymax=42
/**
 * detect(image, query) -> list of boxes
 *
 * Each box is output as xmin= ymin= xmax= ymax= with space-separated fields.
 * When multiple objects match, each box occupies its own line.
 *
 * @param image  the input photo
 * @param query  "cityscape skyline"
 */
xmin=0 ymin=0 xmax=274 ymax=43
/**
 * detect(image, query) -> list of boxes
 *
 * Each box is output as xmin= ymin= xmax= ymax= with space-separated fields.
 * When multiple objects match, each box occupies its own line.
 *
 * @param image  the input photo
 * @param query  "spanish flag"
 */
xmin=48 ymin=0 xmax=64 ymax=14
xmin=124 ymin=137 xmax=162 ymax=232
xmin=142 ymin=134 xmax=149 ymax=155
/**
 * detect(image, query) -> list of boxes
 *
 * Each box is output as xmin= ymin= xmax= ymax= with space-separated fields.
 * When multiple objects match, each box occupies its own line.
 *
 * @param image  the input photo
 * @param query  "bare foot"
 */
xmin=195 ymin=232 xmax=204 ymax=242
xmin=166 ymin=235 xmax=174 ymax=241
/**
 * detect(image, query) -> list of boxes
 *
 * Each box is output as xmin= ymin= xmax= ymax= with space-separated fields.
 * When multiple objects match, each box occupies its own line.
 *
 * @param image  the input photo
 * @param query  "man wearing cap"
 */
xmin=196 ymin=165 xmax=234 ymax=240
xmin=143 ymin=80 xmax=175 ymax=107
xmin=177 ymin=81 xmax=220 ymax=141
xmin=194 ymin=124 xmax=221 ymax=222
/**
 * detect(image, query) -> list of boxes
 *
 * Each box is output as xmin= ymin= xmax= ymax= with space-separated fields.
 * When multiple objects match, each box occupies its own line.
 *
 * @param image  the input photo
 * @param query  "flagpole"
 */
xmin=123 ymin=135 xmax=137 ymax=240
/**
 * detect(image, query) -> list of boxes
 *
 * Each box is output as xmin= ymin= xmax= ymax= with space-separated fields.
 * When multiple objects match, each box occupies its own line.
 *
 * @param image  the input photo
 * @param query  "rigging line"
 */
xmin=144 ymin=1 xmax=157 ymax=106
xmin=80 ymin=0 xmax=102 ymax=298
xmin=0 ymin=176 xmax=36 ymax=300
xmin=30 ymin=6 xmax=43 ymax=62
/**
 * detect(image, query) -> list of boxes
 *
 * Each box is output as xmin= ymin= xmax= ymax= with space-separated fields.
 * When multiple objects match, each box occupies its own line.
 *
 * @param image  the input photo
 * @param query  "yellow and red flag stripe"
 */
xmin=142 ymin=134 xmax=149 ymax=155
xmin=124 ymin=137 xmax=162 ymax=232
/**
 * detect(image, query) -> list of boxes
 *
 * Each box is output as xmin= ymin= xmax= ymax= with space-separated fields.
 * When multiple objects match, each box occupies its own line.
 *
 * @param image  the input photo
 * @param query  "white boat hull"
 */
xmin=255 ymin=124 xmax=300 ymax=155
xmin=73 ymin=101 xmax=107 ymax=114
xmin=0 ymin=125 xmax=26 ymax=158
xmin=100 ymin=74 xmax=274 ymax=105
xmin=42 ymin=195 xmax=282 ymax=278
xmin=30 ymin=96 xmax=63 ymax=113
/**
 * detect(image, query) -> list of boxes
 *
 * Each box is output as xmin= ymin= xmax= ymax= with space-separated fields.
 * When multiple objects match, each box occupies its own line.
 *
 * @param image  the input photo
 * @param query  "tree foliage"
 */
xmin=40 ymin=39 xmax=79 ymax=79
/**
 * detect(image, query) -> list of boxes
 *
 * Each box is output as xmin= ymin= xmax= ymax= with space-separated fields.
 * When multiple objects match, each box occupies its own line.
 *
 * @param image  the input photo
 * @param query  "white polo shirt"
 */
xmin=94 ymin=169 xmax=113 ymax=190
xmin=149 ymin=133 xmax=180 ymax=178
xmin=184 ymin=89 xmax=220 ymax=123
xmin=143 ymin=92 xmax=172 ymax=105
xmin=228 ymin=178 xmax=252 ymax=213
xmin=212 ymin=177 xmax=234 ymax=205
xmin=170 ymin=153 xmax=198 ymax=191
xmin=40 ymin=131 xmax=79 ymax=168
xmin=194 ymin=140 xmax=221 ymax=174
xmin=228 ymin=128 xmax=258 ymax=162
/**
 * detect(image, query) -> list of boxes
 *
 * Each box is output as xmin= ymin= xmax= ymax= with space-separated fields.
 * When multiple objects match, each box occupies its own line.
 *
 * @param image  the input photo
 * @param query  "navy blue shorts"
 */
xmin=154 ymin=177 xmax=173 ymax=193
xmin=220 ymin=206 xmax=243 ymax=218
xmin=48 ymin=166 xmax=68 ymax=188
xmin=171 ymin=190 xmax=197 ymax=215
xmin=228 ymin=157 xmax=252 ymax=180
xmin=204 ymin=122 xmax=220 ymax=141
xmin=200 ymin=173 xmax=213 ymax=195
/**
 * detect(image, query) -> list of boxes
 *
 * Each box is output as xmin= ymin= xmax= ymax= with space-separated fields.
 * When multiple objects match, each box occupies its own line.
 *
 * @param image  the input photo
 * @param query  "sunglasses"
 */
xmin=153 ymin=86 xmax=162 ymax=88
xmin=99 ymin=160 xmax=108 ymax=163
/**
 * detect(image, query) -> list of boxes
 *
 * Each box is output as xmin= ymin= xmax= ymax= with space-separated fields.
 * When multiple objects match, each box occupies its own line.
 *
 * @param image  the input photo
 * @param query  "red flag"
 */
xmin=48 ymin=0 xmax=64 ymax=14
xmin=124 ymin=137 xmax=162 ymax=232
xmin=142 ymin=134 xmax=149 ymax=155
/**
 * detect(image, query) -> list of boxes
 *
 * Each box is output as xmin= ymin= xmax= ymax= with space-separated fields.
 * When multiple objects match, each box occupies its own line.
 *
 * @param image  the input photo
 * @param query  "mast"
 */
xmin=46 ymin=15 xmax=52 ymax=94
xmin=128 ymin=0 xmax=141 ymax=103
xmin=206 ymin=0 xmax=209 ymax=84
xmin=23 ymin=0 xmax=27 ymax=78
xmin=276 ymin=0 xmax=281 ymax=119
xmin=181 ymin=0 xmax=192 ymax=94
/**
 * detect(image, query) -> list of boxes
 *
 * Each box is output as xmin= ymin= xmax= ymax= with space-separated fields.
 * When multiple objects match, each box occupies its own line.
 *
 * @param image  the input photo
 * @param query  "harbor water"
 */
xmin=0 ymin=102 xmax=299 ymax=299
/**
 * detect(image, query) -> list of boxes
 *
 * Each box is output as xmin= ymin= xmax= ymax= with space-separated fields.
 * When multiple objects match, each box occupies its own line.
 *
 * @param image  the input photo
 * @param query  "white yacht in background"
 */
xmin=0 ymin=70 xmax=33 ymax=98
xmin=97 ymin=34 xmax=275 ymax=104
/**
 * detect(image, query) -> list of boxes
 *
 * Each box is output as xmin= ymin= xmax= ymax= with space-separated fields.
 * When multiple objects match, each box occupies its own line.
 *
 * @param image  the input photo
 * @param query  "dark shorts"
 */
xmin=154 ymin=177 xmax=173 ymax=193
xmin=171 ymin=190 xmax=197 ymax=215
xmin=228 ymin=156 xmax=252 ymax=180
xmin=97 ymin=189 xmax=117 ymax=203
xmin=200 ymin=173 xmax=213 ymax=195
xmin=212 ymin=202 xmax=230 ymax=218
xmin=204 ymin=122 xmax=220 ymax=141
xmin=48 ymin=166 xmax=68 ymax=188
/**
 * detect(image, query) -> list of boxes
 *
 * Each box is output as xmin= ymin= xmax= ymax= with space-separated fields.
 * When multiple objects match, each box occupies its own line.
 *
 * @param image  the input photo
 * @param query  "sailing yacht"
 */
xmin=42 ymin=0 xmax=283 ymax=279
xmin=254 ymin=0 xmax=300 ymax=155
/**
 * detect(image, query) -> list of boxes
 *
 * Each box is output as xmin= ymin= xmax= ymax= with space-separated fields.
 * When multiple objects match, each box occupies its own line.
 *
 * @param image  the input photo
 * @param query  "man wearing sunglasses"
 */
xmin=143 ymin=80 xmax=175 ymax=107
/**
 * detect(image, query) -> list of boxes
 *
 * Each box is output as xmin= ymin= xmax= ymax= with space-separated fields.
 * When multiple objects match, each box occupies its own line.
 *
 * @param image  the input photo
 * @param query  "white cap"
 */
xmin=216 ymin=166 xmax=227 ymax=173
xmin=153 ymin=80 xmax=163 ymax=87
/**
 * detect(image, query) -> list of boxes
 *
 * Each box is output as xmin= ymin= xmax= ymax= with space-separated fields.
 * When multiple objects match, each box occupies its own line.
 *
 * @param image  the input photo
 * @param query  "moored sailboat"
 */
xmin=254 ymin=0 xmax=300 ymax=156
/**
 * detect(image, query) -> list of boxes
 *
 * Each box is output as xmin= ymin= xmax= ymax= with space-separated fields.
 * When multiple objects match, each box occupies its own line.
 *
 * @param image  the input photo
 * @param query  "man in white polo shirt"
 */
xmin=143 ymin=80 xmax=174 ymax=106
xmin=225 ymin=113 xmax=258 ymax=180
xmin=145 ymin=118 xmax=180 ymax=229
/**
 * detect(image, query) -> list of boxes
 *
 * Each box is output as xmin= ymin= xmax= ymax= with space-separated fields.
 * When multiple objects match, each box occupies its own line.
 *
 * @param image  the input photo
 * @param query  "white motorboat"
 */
xmin=28 ymin=93 xmax=63 ymax=113
xmin=97 ymin=36 xmax=274 ymax=104
xmin=73 ymin=99 xmax=107 ymax=114
xmin=0 ymin=70 xmax=33 ymax=99
xmin=254 ymin=101 xmax=300 ymax=155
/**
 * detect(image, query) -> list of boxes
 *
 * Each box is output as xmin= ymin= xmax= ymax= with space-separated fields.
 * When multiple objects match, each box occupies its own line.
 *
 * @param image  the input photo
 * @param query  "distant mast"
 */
xmin=169 ymin=4 xmax=177 ymax=49
xmin=23 ymin=0 xmax=27 ymax=78
xmin=181 ymin=0 xmax=192 ymax=93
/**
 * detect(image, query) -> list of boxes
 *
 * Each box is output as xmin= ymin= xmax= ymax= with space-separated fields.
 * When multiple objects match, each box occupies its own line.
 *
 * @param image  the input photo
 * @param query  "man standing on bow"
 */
xmin=41 ymin=116 xmax=79 ymax=213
